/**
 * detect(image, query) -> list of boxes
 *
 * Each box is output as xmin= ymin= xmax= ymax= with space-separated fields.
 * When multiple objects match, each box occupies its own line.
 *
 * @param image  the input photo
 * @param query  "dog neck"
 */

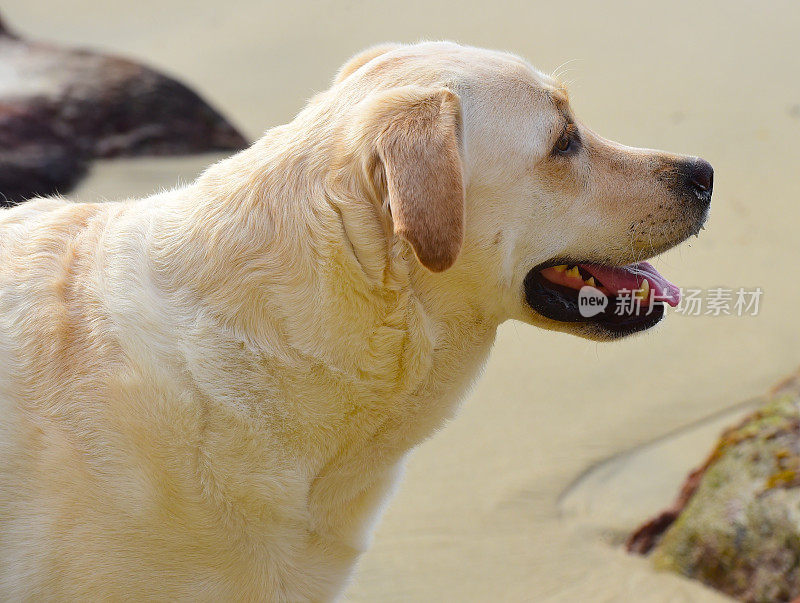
xmin=129 ymin=116 xmax=502 ymax=594
xmin=153 ymin=111 xmax=500 ymax=392
xmin=146 ymin=118 xmax=499 ymax=547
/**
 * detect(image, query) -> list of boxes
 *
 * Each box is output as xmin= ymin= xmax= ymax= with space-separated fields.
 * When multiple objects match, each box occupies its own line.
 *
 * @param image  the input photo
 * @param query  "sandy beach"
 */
xmin=5 ymin=0 xmax=800 ymax=599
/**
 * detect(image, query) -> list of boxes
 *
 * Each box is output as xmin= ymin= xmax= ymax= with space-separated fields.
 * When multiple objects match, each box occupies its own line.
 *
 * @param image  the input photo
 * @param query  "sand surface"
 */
xmin=5 ymin=0 xmax=800 ymax=599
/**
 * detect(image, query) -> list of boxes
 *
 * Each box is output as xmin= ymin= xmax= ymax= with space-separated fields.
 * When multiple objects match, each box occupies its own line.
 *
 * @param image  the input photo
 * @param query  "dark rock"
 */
xmin=629 ymin=370 xmax=800 ymax=602
xmin=0 ymin=12 xmax=247 ymax=206
xmin=0 ymin=103 xmax=87 ymax=204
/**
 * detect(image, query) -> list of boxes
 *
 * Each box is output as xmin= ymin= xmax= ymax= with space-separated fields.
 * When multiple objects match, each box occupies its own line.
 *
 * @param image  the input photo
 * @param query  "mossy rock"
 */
xmin=644 ymin=373 xmax=800 ymax=602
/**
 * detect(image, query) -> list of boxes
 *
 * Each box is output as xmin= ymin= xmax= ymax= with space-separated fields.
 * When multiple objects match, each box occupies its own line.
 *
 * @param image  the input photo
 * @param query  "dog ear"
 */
xmin=334 ymin=44 xmax=402 ymax=84
xmin=364 ymin=86 xmax=465 ymax=272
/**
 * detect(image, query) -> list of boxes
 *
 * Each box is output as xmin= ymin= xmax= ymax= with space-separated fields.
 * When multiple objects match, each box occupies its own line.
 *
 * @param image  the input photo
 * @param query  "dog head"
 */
xmin=332 ymin=42 xmax=712 ymax=340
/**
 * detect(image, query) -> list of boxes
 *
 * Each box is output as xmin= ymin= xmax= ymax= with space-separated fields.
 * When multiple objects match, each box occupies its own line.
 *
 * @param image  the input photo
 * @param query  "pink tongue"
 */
xmin=580 ymin=262 xmax=681 ymax=307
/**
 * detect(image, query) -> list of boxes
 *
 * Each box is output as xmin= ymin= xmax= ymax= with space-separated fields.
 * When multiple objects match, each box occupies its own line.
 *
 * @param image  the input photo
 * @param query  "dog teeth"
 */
xmin=553 ymin=265 xmax=567 ymax=272
xmin=635 ymin=279 xmax=650 ymax=300
xmin=585 ymin=277 xmax=596 ymax=287
xmin=565 ymin=266 xmax=580 ymax=279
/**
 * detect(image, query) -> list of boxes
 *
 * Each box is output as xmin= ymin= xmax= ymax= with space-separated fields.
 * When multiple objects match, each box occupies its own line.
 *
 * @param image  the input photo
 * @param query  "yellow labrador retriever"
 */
xmin=0 ymin=42 xmax=712 ymax=600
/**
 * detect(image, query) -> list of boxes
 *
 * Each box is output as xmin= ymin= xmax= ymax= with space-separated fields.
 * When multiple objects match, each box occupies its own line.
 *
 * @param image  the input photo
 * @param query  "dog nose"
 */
xmin=687 ymin=157 xmax=714 ymax=195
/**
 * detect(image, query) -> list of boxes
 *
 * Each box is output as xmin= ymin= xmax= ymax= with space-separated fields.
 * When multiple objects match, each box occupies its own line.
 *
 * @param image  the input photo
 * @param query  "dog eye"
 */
xmin=554 ymin=133 xmax=575 ymax=155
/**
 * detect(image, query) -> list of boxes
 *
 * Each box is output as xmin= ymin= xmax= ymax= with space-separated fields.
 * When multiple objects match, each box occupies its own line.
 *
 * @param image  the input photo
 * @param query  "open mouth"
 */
xmin=523 ymin=261 xmax=681 ymax=336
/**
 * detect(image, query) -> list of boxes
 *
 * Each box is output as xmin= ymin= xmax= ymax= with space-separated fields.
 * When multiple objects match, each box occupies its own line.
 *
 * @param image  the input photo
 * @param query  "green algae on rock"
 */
xmin=629 ymin=371 xmax=800 ymax=602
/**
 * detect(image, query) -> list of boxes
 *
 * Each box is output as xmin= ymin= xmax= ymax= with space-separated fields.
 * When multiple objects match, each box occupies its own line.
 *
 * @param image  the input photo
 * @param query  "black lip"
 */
xmin=523 ymin=263 xmax=666 ymax=336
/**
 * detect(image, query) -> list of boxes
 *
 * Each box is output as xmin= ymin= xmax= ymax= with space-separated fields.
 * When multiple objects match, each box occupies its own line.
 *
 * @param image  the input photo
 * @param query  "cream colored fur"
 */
xmin=0 ymin=42 xmax=703 ymax=600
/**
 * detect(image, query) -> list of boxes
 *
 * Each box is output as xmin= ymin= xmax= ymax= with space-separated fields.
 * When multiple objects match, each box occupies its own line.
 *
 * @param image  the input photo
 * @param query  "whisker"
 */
xmin=551 ymin=58 xmax=582 ymax=81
